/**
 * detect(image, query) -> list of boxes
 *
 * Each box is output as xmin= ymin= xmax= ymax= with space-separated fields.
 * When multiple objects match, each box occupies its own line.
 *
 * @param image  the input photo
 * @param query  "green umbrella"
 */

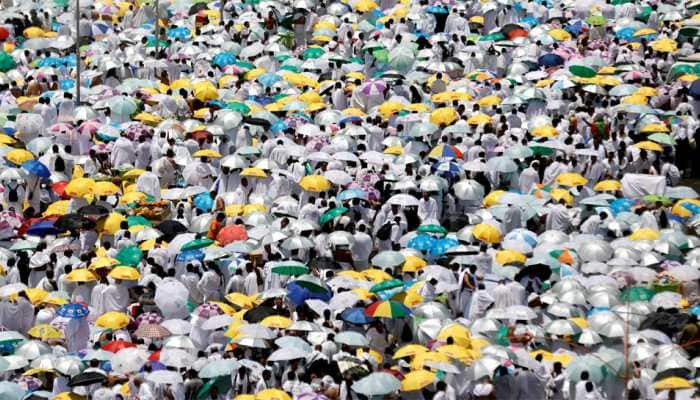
xmin=181 ymin=238 xmax=214 ymax=252
xmin=648 ymin=133 xmax=676 ymax=146
xmin=416 ymin=224 xmax=448 ymax=235
xmin=611 ymin=0 xmax=633 ymax=3
xmin=116 ymin=245 xmax=143 ymax=266
xmin=234 ymin=60 xmax=255 ymax=70
xmin=126 ymin=215 xmax=152 ymax=228
xmin=224 ymin=102 xmax=250 ymax=114
xmin=293 ymin=275 xmax=328 ymax=293
xmin=0 ymin=52 xmax=16 ymax=72
xmin=319 ymin=207 xmax=349 ymax=225
xmin=585 ymin=15 xmax=607 ymax=26
xmin=271 ymin=261 xmax=309 ymax=276
xmin=146 ymin=38 xmax=169 ymax=48
xmin=370 ymin=279 xmax=405 ymax=293
xmin=680 ymin=26 xmax=700 ymax=37
xmin=302 ymin=47 xmax=325 ymax=60
xmin=641 ymin=194 xmax=672 ymax=205
xmin=620 ymin=286 xmax=655 ymax=302
xmin=671 ymin=64 xmax=694 ymax=76
xmin=280 ymin=64 xmax=300 ymax=72
xmin=529 ymin=145 xmax=555 ymax=156
xmin=479 ymin=32 xmax=505 ymax=42
xmin=569 ymin=65 xmax=597 ymax=78
xmin=372 ymin=48 xmax=389 ymax=64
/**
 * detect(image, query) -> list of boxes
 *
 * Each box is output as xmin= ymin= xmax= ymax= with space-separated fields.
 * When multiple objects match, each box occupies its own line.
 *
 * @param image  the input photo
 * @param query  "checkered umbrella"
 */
xmin=134 ymin=324 xmax=172 ymax=339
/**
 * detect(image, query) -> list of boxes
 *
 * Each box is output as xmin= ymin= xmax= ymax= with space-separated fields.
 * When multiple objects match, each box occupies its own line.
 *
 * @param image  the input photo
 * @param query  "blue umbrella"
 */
xmin=341 ymin=307 xmax=375 ymax=324
xmin=408 ymin=234 xmax=437 ymax=252
xmin=57 ymin=303 xmax=89 ymax=319
xmin=690 ymin=305 xmax=700 ymax=316
xmin=690 ymin=80 xmax=700 ymax=100
xmin=167 ymin=27 xmax=191 ymax=40
xmin=610 ymin=198 xmax=635 ymax=215
xmin=59 ymin=79 xmax=75 ymax=90
xmin=176 ymin=249 xmax=205 ymax=263
xmin=258 ymin=73 xmax=281 ymax=87
xmin=432 ymin=161 xmax=461 ymax=177
xmin=212 ymin=52 xmax=236 ymax=68
xmin=21 ymin=160 xmax=50 ymax=178
xmin=565 ymin=20 xmax=583 ymax=35
xmin=270 ymin=120 xmax=290 ymax=133
xmin=286 ymin=281 xmax=331 ymax=306
xmin=193 ymin=192 xmax=213 ymax=212
xmin=504 ymin=229 xmax=538 ymax=247
xmin=538 ymin=53 xmax=564 ymax=68
xmin=339 ymin=116 xmax=363 ymax=125
xmin=429 ymin=238 xmax=459 ymax=257
xmin=615 ymin=27 xmax=636 ymax=40
xmin=337 ymin=189 xmax=367 ymax=202
xmin=61 ymin=55 xmax=77 ymax=67
xmin=521 ymin=16 xmax=539 ymax=27
xmin=27 ymin=220 xmax=64 ymax=237
xmin=425 ymin=5 xmax=448 ymax=13
xmin=38 ymin=57 xmax=65 ymax=67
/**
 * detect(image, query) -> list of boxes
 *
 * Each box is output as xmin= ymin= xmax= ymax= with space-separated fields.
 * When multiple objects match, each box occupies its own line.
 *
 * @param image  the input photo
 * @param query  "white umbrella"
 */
xmin=268 ymin=347 xmax=309 ymax=362
xmin=164 ymin=336 xmax=197 ymax=352
xmin=578 ymin=329 xmax=603 ymax=346
xmin=111 ymin=348 xmax=150 ymax=374
xmin=335 ymin=331 xmax=370 ymax=347
xmin=238 ymin=324 xmax=276 ymax=340
xmin=545 ymin=319 xmax=582 ymax=336
xmin=199 ymin=359 xmax=241 ymax=378
xmin=201 ymin=315 xmax=234 ymax=331
xmin=160 ymin=319 xmax=191 ymax=335
xmin=453 ymin=180 xmax=485 ymax=201
xmin=155 ymin=280 xmax=190 ymax=320
xmin=147 ymin=370 xmax=183 ymax=385
xmin=159 ymin=348 xmax=196 ymax=368
xmin=352 ymin=372 xmax=401 ymax=396
xmin=387 ymin=194 xmax=420 ymax=207
xmin=14 ymin=341 xmax=50 ymax=360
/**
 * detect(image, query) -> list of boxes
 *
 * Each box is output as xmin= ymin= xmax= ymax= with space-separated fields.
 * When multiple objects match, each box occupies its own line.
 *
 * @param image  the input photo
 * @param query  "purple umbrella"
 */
xmin=136 ymin=312 xmax=163 ymax=326
xmin=360 ymin=80 xmax=387 ymax=96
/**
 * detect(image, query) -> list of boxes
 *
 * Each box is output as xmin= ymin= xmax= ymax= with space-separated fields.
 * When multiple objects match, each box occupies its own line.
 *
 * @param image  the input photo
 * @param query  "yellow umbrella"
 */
xmin=119 ymin=191 xmax=147 ymax=204
xmin=477 ymin=95 xmax=502 ymax=107
xmin=383 ymin=146 xmax=404 ymax=155
xmin=356 ymin=348 xmax=383 ymax=365
xmin=597 ymin=66 xmax=617 ymax=75
xmin=234 ymin=396 xmax=255 ymax=400
xmin=95 ymin=311 xmax=130 ymax=330
xmin=305 ymin=103 xmax=326 ymax=112
xmin=53 ymin=393 xmax=84 ymax=400
xmin=640 ymin=123 xmax=669 ymax=133
xmin=633 ymin=28 xmax=657 ymax=37
xmin=345 ymin=71 xmax=365 ymax=81
xmin=430 ymin=91 xmax=472 ymax=103
xmin=24 ymin=367 xmax=55 ymax=376
xmin=634 ymin=141 xmax=663 ymax=152
xmin=622 ymin=94 xmax=648 ymax=105
xmin=299 ymin=91 xmax=323 ymax=104
xmin=402 ymin=255 xmax=427 ymax=273
xmin=123 ymin=169 xmax=145 ymax=179
xmin=94 ymin=181 xmax=121 ymax=196
xmin=594 ymin=180 xmax=621 ymax=191
xmin=555 ymin=172 xmax=588 ymax=187
xmin=313 ymin=21 xmax=336 ymax=30
xmin=133 ymin=112 xmax=162 ymax=125
xmin=353 ymin=0 xmax=378 ymax=12
xmin=337 ymin=270 xmax=366 ymax=280
xmin=629 ymin=228 xmax=660 ymax=241
xmin=5 ymin=149 xmax=34 ymax=165
xmin=193 ymin=149 xmax=222 ymax=158
xmin=224 ymin=320 xmax=245 ymax=338
xmin=483 ymin=190 xmax=505 ymax=207
xmin=549 ymin=28 xmax=572 ymax=41
xmin=260 ymin=315 xmax=292 ymax=329
xmin=193 ymin=81 xmax=219 ymax=101
xmin=101 ymin=213 xmax=126 ymax=235
xmin=637 ymin=86 xmax=658 ymax=97
xmin=24 ymin=288 xmax=48 ymax=305
xmin=256 ymin=389 xmax=291 ymax=400
xmin=550 ymin=188 xmax=574 ymax=206
xmin=495 ymin=250 xmax=527 ymax=265
xmin=437 ymin=323 xmax=471 ymax=348
xmin=243 ymin=204 xmax=266 ymax=215
xmin=170 ymin=79 xmax=192 ymax=91
xmin=342 ymin=107 xmax=366 ymax=116
xmin=363 ymin=268 xmax=392 ymax=282
xmin=377 ymin=101 xmax=405 ymax=118
xmin=651 ymin=38 xmax=677 ymax=53
xmin=401 ymin=370 xmax=437 ymax=391
xmin=531 ymin=126 xmax=558 ymax=138
xmin=109 ymin=266 xmax=141 ymax=280
xmin=472 ymin=223 xmax=501 ymax=244
xmin=393 ymin=344 xmax=429 ymax=359
xmin=536 ymin=79 xmax=553 ymax=88
xmin=0 ymin=134 xmax=16 ymax=145
xmin=23 ymin=27 xmax=45 ymax=39
xmin=244 ymin=68 xmax=265 ymax=81
xmin=225 ymin=292 xmax=255 ymax=309
xmin=429 ymin=107 xmax=459 ymax=126
xmin=466 ymin=113 xmax=492 ymax=125
xmin=66 ymin=269 xmax=98 ymax=282
xmin=436 ymin=344 xmax=480 ymax=363
xmin=469 ymin=15 xmax=484 ymax=24
xmin=299 ymin=175 xmax=331 ymax=192
xmin=241 ymin=167 xmax=267 ymax=178
xmin=654 ymin=377 xmax=693 ymax=390
xmin=44 ymin=200 xmax=69 ymax=217
xmin=597 ymin=76 xmax=622 ymax=86
xmin=679 ymin=74 xmax=698 ymax=82
xmin=28 ymin=324 xmax=63 ymax=340
xmin=65 ymin=178 xmax=96 ymax=198
xmin=44 ymin=296 xmax=68 ymax=306
xmin=410 ymin=351 xmax=450 ymax=370
xmin=89 ymin=257 xmax=119 ymax=270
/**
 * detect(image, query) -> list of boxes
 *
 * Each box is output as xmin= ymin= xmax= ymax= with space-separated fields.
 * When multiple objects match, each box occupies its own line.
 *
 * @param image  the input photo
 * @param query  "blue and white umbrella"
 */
xmin=57 ymin=303 xmax=89 ymax=319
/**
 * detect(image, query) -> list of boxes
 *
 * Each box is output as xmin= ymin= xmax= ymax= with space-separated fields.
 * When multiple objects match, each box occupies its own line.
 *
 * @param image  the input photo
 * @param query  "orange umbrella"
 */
xmin=217 ymin=224 xmax=248 ymax=245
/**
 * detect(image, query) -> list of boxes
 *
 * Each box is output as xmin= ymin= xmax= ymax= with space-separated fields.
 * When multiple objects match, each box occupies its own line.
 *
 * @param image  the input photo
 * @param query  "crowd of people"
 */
xmin=0 ymin=0 xmax=699 ymax=399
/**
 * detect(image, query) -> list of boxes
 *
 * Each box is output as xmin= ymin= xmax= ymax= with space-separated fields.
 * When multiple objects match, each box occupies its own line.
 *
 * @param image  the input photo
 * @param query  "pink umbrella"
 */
xmin=78 ymin=121 xmax=102 ymax=136
xmin=194 ymin=303 xmax=223 ymax=319
xmin=136 ymin=312 xmax=164 ymax=326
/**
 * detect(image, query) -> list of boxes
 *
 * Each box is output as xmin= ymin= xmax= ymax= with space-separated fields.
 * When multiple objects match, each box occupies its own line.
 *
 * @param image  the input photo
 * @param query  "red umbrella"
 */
xmin=102 ymin=340 xmax=136 ymax=353
xmin=216 ymin=224 xmax=248 ymax=245
xmin=0 ymin=28 xmax=9 ymax=41
xmin=191 ymin=130 xmax=211 ymax=141
xmin=51 ymin=181 xmax=69 ymax=198
xmin=17 ymin=216 xmax=58 ymax=236
xmin=506 ymin=28 xmax=528 ymax=40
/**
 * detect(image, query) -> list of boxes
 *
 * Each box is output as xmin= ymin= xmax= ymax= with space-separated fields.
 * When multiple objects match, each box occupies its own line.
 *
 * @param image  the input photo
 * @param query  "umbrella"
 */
xmin=335 ymin=331 xmax=370 ymax=347
xmin=352 ymin=372 xmax=401 ymax=396
xmin=68 ymin=371 xmax=106 ymax=387
xmin=365 ymin=301 xmax=411 ymax=318
xmin=199 ymin=359 xmax=240 ymax=378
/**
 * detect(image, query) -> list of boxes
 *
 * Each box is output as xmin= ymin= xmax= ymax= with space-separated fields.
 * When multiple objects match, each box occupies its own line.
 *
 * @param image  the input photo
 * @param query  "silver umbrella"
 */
xmin=545 ymin=319 xmax=582 ymax=336
xmin=558 ymin=289 xmax=587 ymax=305
xmin=469 ymin=318 xmax=502 ymax=337
xmin=547 ymin=302 xmax=583 ymax=318
xmin=629 ymin=343 xmax=657 ymax=363
xmin=453 ymin=180 xmax=485 ymax=201
xmin=413 ymin=302 xmax=451 ymax=320
xmin=414 ymin=318 xmax=449 ymax=344
xmin=576 ymin=240 xmax=613 ymax=262
xmin=578 ymin=329 xmax=603 ymax=346
xmin=588 ymin=291 xmax=620 ymax=308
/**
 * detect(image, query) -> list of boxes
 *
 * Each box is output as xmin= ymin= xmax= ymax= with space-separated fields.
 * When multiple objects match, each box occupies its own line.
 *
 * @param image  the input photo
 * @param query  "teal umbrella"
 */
xmin=302 ymin=47 xmax=325 ymax=59
xmin=223 ymin=102 xmax=250 ymax=114
xmin=319 ymin=207 xmax=349 ymax=225
xmin=116 ymin=245 xmax=143 ymax=266
xmin=648 ymin=133 xmax=676 ymax=145
xmin=480 ymin=32 xmax=505 ymax=42
xmin=198 ymin=359 xmax=240 ymax=379
xmin=271 ymin=261 xmax=309 ymax=276
xmin=370 ymin=279 xmax=405 ymax=293
xmin=569 ymin=65 xmax=597 ymax=78
xmin=127 ymin=215 xmax=152 ymax=228
xmin=351 ymin=372 xmax=401 ymax=396
xmin=620 ymin=286 xmax=655 ymax=302
xmin=0 ymin=52 xmax=16 ymax=72
xmin=372 ymin=48 xmax=389 ymax=63
xmin=417 ymin=224 xmax=448 ymax=235
xmin=292 ymin=275 xmax=328 ymax=293
xmin=181 ymin=238 xmax=214 ymax=252
xmin=565 ymin=355 xmax=607 ymax=383
xmin=0 ymin=382 xmax=25 ymax=400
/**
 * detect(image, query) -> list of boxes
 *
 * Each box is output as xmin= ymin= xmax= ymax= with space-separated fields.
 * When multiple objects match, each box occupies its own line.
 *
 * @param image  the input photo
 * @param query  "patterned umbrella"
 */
xmin=364 ymin=300 xmax=412 ymax=318
xmin=56 ymin=303 xmax=89 ymax=319
xmin=134 ymin=324 xmax=172 ymax=339
xmin=135 ymin=312 xmax=163 ymax=326
xmin=360 ymin=80 xmax=387 ymax=96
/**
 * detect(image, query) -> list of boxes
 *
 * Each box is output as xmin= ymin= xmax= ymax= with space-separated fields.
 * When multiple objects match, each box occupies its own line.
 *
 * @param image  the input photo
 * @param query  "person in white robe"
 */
xmin=136 ymin=168 xmax=162 ymax=200
xmin=545 ymin=201 xmax=572 ymax=233
xmin=519 ymin=161 xmax=540 ymax=194
xmin=111 ymin=136 xmax=136 ymax=167
xmin=468 ymin=284 xmax=494 ymax=321
xmin=243 ymin=264 xmax=258 ymax=296
xmin=196 ymin=267 xmax=222 ymax=302
xmin=503 ymin=206 xmax=523 ymax=234
xmin=65 ymin=314 xmax=90 ymax=352
xmin=101 ymin=280 xmax=129 ymax=312
xmin=417 ymin=192 xmax=439 ymax=222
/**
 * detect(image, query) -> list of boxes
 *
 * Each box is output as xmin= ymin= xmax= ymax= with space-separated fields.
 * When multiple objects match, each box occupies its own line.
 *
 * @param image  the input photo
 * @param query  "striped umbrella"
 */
xmin=364 ymin=301 xmax=412 ymax=318
xmin=360 ymin=80 xmax=387 ymax=96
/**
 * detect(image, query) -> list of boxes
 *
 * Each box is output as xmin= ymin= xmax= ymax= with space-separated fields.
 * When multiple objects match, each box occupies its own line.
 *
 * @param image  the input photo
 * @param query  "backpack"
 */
xmin=376 ymin=222 xmax=392 ymax=241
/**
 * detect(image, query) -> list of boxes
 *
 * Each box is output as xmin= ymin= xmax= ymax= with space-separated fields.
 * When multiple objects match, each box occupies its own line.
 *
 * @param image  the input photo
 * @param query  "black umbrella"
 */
xmin=242 ymin=116 xmax=271 ymax=129
xmin=77 ymin=204 xmax=110 ymax=220
xmin=243 ymin=306 xmax=276 ymax=323
xmin=514 ymin=264 xmax=552 ymax=282
xmin=639 ymin=312 xmax=689 ymax=337
xmin=55 ymin=214 xmax=96 ymax=231
xmin=653 ymin=368 xmax=692 ymax=382
xmin=306 ymin=359 xmax=341 ymax=381
xmin=68 ymin=371 xmax=107 ymax=387
xmin=188 ymin=3 xmax=208 ymax=15
xmin=155 ymin=220 xmax=187 ymax=241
